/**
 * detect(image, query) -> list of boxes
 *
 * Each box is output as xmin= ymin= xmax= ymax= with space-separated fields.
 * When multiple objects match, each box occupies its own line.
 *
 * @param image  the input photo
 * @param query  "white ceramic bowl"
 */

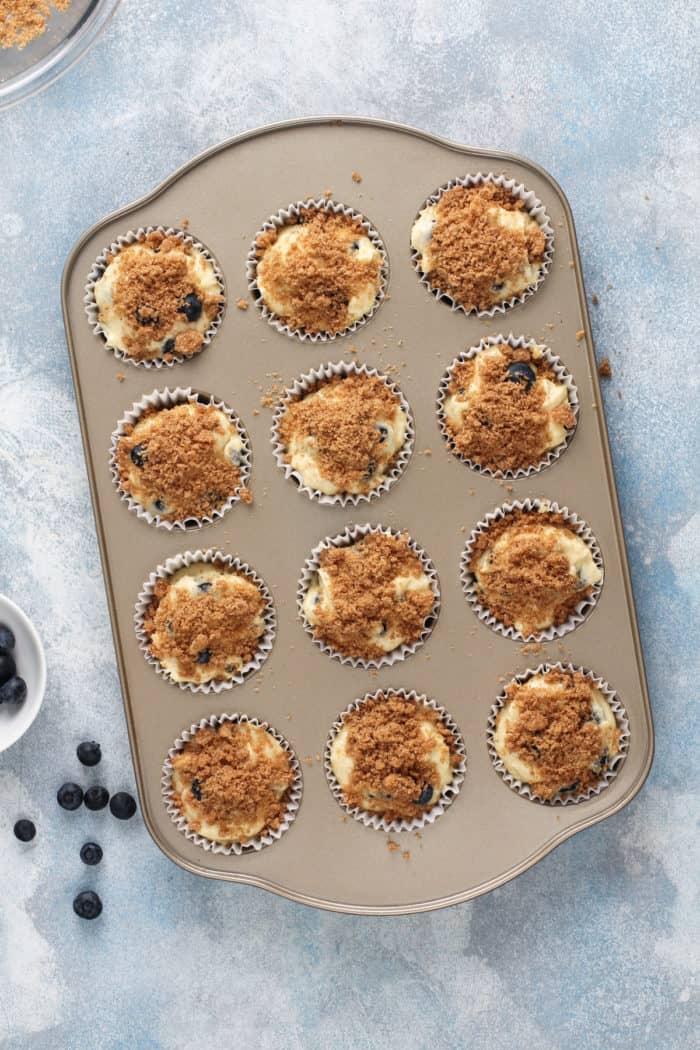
xmin=0 ymin=595 xmax=47 ymax=751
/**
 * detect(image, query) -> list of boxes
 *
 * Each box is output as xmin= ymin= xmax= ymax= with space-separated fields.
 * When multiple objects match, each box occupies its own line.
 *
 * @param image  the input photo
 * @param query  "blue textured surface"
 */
xmin=0 ymin=2 xmax=698 ymax=1047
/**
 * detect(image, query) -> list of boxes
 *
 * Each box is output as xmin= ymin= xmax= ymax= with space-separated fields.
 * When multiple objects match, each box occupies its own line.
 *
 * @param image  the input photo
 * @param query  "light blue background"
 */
xmin=1 ymin=2 xmax=698 ymax=1047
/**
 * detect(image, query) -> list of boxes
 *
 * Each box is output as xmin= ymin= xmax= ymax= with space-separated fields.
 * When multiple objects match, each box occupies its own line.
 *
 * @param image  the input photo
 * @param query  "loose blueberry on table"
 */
xmin=57 ymin=782 xmax=84 ymax=811
xmin=84 ymin=785 xmax=110 ymax=811
xmin=80 ymin=842 xmax=103 ymax=866
xmin=77 ymin=740 xmax=102 ymax=766
xmin=13 ymin=819 xmax=36 ymax=842
xmin=109 ymin=792 xmax=137 ymax=820
xmin=73 ymin=890 xmax=102 ymax=920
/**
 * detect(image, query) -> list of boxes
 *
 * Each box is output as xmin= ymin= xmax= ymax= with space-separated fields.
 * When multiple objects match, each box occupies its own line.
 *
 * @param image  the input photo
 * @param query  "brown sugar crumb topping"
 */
xmin=309 ymin=532 xmax=434 ymax=661
xmin=278 ymin=373 xmax=405 ymax=492
xmin=116 ymin=402 xmax=245 ymax=522
xmin=445 ymin=344 xmax=575 ymax=472
xmin=339 ymin=694 xmax=458 ymax=821
xmin=144 ymin=569 xmax=265 ymax=682
xmin=424 ymin=184 xmax=545 ymax=310
xmin=598 ymin=357 xmax=613 ymax=378
xmin=255 ymin=208 xmax=382 ymax=334
xmin=0 ymin=0 xmax=71 ymax=49
xmin=103 ymin=231 xmax=221 ymax=361
xmin=171 ymin=723 xmax=294 ymax=841
xmin=502 ymin=669 xmax=621 ymax=799
xmin=469 ymin=509 xmax=595 ymax=636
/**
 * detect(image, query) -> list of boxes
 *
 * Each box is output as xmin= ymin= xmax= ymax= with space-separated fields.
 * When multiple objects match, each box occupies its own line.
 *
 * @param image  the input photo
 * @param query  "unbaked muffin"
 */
xmin=330 ymin=693 xmax=459 ymax=821
xmin=411 ymin=183 xmax=547 ymax=311
xmin=115 ymin=400 xmax=250 ymax=523
xmin=254 ymin=206 xmax=383 ymax=335
xmin=442 ymin=342 xmax=575 ymax=473
xmin=93 ymin=230 xmax=222 ymax=362
xmin=143 ymin=563 xmax=267 ymax=685
xmin=302 ymin=531 xmax=436 ymax=663
xmin=170 ymin=721 xmax=295 ymax=844
xmin=493 ymin=667 xmax=621 ymax=800
xmin=276 ymin=371 xmax=409 ymax=497
xmin=468 ymin=507 xmax=601 ymax=637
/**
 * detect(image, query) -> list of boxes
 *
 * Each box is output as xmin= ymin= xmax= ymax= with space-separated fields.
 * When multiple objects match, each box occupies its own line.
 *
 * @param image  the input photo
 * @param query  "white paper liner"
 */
xmin=461 ymin=499 xmax=604 ymax=643
xmin=437 ymin=334 xmax=579 ymax=480
xmin=324 ymin=688 xmax=466 ymax=832
xmin=84 ymin=225 xmax=226 ymax=368
xmin=410 ymin=173 xmax=554 ymax=318
xmin=486 ymin=662 xmax=630 ymax=806
xmin=298 ymin=524 xmax=440 ymax=670
xmin=161 ymin=713 xmax=302 ymax=855
xmin=135 ymin=549 xmax=275 ymax=693
xmin=246 ymin=198 xmax=388 ymax=341
xmin=110 ymin=387 xmax=251 ymax=531
xmin=270 ymin=360 xmax=414 ymax=506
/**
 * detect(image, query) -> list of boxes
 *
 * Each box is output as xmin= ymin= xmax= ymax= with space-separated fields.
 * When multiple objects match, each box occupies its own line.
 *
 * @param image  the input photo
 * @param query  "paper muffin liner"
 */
xmin=135 ymin=549 xmax=275 ymax=693
xmin=270 ymin=361 xmax=414 ymax=506
xmin=486 ymin=662 xmax=630 ymax=806
xmin=161 ymin=712 xmax=302 ymax=855
xmin=437 ymin=334 xmax=579 ymax=480
xmin=110 ymin=387 xmax=252 ymax=531
xmin=84 ymin=225 xmax=226 ymax=368
xmin=410 ymin=173 xmax=554 ymax=318
xmin=298 ymin=524 xmax=440 ymax=670
xmin=324 ymin=687 xmax=467 ymax=832
xmin=461 ymin=499 xmax=604 ymax=643
xmin=246 ymin=198 xmax=388 ymax=341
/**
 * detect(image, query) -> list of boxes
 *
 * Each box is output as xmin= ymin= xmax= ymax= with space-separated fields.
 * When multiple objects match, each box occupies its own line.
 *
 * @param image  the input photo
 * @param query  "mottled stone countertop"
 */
xmin=0 ymin=2 xmax=697 ymax=1047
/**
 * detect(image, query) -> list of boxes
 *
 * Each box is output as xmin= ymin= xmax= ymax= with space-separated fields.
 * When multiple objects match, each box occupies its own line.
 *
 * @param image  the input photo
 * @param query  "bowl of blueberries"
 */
xmin=0 ymin=595 xmax=47 ymax=751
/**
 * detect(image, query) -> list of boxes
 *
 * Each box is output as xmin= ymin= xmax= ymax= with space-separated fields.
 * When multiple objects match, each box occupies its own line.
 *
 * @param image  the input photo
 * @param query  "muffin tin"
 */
xmin=61 ymin=117 xmax=653 ymax=914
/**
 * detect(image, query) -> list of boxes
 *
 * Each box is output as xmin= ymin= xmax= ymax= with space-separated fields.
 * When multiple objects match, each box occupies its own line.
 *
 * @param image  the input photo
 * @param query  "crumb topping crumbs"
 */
xmin=499 ymin=669 xmax=621 ymax=799
xmin=255 ymin=208 xmax=382 ymax=334
xmin=598 ymin=358 xmax=612 ymax=378
xmin=444 ymin=343 xmax=575 ymax=472
xmin=278 ymin=373 xmax=406 ymax=493
xmin=116 ymin=402 xmax=246 ymax=522
xmin=171 ymin=722 xmax=294 ymax=842
xmin=336 ymin=694 xmax=458 ymax=821
xmin=470 ymin=509 xmax=597 ymax=636
xmin=420 ymin=184 xmax=545 ymax=310
xmin=0 ymin=0 xmax=71 ymax=49
xmin=144 ymin=567 xmax=265 ymax=683
xmin=307 ymin=532 xmax=434 ymax=661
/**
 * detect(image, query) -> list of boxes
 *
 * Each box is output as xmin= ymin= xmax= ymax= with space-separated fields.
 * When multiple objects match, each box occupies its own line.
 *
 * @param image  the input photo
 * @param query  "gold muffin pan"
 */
xmin=61 ymin=117 xmax=653 ymax=914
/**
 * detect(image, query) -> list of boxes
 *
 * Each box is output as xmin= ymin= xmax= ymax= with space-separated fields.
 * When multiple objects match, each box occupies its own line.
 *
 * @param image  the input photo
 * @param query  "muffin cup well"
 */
xmin=84 ymin=225 xmax=225 ymax=368
xmin=271 ymin=360 xmax=414 ymax=506
xmin=298 ymin=524 xmax=440 ymax=670
xmin=410 ymin=173 xmax=554 ymax=319
xmin=437 ymin=334 xmax=579 ymax=480
xmin=246 ymin=198 xmax=388 ymax=341
xmin=110 ymin=387 xmax=252 ymax=531
xmin=135 ymin=549 xmax=275 ymax=694
xmin=460 ymin=499 xmax=604 ymax=643
xmin=162 ymin=712 xmax=302 ymax=855
xmin=486 ymin=662 xmax=629 ymax=806
xmin=324 ymin=687 xmax=466 ymax=833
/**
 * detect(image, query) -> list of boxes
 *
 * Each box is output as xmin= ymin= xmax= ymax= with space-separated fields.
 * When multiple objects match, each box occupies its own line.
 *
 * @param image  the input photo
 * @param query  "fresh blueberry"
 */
xmin=177 ymin=292 xmax=202 ymax=322
xmin=415 ymin=784 xmax=434 ymax=806
xmin=130 ymin=444 xmax=147 ymax=468
xmin=84 ymin=786 xmax=110 ymax=811
xmin=376 ymin=424 xmax=388 ymax=444
xmin=13 ymin=819 xmax=36 ymax=842
xmin=0 ymin=676 xmax=27 ymax=705
xmin=73 ymin=890 xmax=102 ymax=920
xmin=80 ymin=842 xmax=103 ymax=866
xmin=57 ymin=782 xmax=84 ymax=811
xmin=191 ymin=778 xmax=202 ymax=801
xmin=162 ymin=338 xmax=176 ymax=353
xmin=504 ymin=361 xmax=536 ymax=392
xmin=135 ymin=305 xmax=159 ymax=326
xmin=0 ymin=649 xmax=16 ymax=686
xmin=0 ymin=623 xmax=16 ymax=650
xmin=77 ymin=740 xmax=102 ymax=767
xmin=197 ymin=581 xmax=212 ymax=593
xmin=109 ymin=792 xmax=137 ymax=820
xmin=196 ymin=649 xmax=211 ymax=664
